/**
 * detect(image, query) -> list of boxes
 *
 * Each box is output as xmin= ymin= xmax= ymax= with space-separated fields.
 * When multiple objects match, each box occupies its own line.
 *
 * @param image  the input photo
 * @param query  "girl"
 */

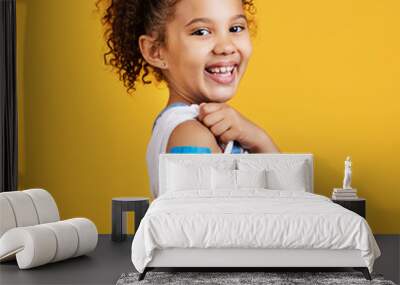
xmin=98 ymin=0 xmax=280 ymax=198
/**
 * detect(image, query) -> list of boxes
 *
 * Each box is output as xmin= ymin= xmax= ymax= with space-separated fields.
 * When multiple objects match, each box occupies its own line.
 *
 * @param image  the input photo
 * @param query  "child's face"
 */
xmin=161 ymin=0 xmax=253 ymax=103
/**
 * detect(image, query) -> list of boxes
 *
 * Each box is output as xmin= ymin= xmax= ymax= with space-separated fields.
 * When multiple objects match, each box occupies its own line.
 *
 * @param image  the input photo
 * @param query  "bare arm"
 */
xmin=166 ymin=120 xmax=223 ymax=153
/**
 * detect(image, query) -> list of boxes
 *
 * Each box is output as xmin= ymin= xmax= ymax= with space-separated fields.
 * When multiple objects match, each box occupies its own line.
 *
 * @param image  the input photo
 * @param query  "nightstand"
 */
xmin=332 ymin=198 xmax=366 ymax=218
xmin=111 ymin=197 xmax=149 ymax=242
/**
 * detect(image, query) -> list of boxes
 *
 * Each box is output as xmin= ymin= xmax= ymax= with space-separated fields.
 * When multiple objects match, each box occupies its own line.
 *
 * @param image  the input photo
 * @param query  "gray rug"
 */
xmin=116 ymin=271 xmax=396 ymax=285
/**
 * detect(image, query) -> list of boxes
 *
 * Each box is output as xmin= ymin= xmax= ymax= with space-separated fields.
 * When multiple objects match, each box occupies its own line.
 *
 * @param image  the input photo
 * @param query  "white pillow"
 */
xmin=237 ymin=159 xmax=309 ymax=191
xmin=166 ymin=162 xmax=212 ymax=192
xmin=211 ymin=168 xmax=237 ymax=190
xmin=211 ymin=168 xmax=268 ymax=190
xmin=265 ymin=162 xmax=307 ymax=191
xmin=236 ymin=169 xmax=268 ymax=189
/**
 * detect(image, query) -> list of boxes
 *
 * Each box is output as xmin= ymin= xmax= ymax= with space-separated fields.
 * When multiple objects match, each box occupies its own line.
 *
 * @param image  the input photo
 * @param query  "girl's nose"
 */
xmin=212 ymin=36 xmax=236 ymax=56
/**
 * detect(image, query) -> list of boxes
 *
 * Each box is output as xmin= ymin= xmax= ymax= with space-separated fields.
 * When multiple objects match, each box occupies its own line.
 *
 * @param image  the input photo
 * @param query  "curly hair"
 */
xmin=96 ymin=0 xmax=257 ymax=95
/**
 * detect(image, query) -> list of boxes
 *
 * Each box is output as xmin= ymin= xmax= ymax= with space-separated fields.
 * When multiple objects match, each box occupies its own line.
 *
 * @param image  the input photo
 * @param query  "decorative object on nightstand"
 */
xmin=343 ymin=156 xmax=352 ymax=189
xmin=112 ymin=197 xmax=149 ymax=242
xmin=332 ymin=198 xmax=366 ymax=218
xmin=332 ymin=156 xmax=359 ymax=200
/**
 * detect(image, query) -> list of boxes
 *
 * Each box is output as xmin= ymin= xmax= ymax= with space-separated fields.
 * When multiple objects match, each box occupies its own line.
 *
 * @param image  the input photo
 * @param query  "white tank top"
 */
xmin=146 ymin=102 xmax=248 ymax=198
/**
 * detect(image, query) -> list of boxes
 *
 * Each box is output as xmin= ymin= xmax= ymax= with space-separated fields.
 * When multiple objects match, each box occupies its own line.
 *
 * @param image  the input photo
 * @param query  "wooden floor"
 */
xmin=0 ymin=235 xmax=398 ymax=285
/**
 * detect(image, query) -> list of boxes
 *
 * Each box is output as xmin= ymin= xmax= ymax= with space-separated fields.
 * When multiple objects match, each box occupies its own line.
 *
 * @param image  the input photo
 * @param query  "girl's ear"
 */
xmin=138 ymin=34 xmax=168 ymax=69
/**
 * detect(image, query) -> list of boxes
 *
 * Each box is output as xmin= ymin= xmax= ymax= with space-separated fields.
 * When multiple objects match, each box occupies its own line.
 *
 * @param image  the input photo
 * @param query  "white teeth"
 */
xmin=207 ymin=65 xmax=235 ymax=74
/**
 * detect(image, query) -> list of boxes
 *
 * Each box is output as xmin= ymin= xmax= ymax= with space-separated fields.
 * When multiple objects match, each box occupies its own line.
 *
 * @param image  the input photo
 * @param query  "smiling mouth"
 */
xmin=204 ymin=65 xmax=238 ymax=85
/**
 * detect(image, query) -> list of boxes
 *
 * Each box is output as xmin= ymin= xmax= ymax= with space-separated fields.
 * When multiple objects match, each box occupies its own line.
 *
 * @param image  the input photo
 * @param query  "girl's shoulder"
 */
xmin=166 ymin=119 xmax=222 ymax=153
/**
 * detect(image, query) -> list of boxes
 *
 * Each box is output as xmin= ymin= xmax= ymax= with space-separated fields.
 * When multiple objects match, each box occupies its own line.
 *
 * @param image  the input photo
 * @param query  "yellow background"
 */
xmin=16 ymin=0 xmax=399 ymax=234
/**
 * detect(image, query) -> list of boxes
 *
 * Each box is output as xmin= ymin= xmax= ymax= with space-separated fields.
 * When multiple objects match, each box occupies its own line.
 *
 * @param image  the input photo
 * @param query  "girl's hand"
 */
xmin=197 ymin=102 xmax=279 ymax=153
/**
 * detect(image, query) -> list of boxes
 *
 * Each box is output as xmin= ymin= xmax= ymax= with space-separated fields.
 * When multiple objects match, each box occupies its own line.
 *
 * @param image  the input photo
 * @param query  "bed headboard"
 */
xmin=158 ymin=153 xmax=314 ymax=196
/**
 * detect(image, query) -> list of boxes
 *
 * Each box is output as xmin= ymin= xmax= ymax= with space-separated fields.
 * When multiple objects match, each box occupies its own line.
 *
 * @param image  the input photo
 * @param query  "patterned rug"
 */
xmin=116 ymin=271 xmax=396 ymax=285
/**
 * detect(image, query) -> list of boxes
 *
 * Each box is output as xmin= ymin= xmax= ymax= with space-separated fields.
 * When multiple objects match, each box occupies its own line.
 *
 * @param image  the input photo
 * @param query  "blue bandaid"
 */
xmin=169 ymin=146 xmax=212 ymax=154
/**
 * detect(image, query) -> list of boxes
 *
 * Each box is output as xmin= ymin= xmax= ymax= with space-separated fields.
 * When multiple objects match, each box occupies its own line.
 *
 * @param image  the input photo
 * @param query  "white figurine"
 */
xmin=342 ymin=156 xmax=352 ymax=189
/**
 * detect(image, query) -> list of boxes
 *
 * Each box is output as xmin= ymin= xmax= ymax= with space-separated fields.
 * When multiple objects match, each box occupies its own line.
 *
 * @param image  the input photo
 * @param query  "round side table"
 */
xmin=111 ymin=197 xmax=149 ymax=242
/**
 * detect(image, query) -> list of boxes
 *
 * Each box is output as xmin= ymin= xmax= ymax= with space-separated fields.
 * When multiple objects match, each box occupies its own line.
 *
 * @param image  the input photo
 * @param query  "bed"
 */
xmin=131 ymin=153 xmax=381 ymax=281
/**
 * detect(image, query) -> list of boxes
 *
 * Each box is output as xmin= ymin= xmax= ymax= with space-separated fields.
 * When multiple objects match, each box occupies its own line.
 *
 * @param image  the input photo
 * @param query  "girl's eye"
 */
xmin=191 ymin=28 xmax=210 ymax=36
xmin=230 ymin=25 xmax=245 ymax=33
xmin=191 ymin=25 xmax=245 ymax=36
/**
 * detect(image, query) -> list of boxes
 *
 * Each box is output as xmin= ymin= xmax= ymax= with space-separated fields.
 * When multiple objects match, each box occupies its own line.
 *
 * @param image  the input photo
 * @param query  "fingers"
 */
xmin=198 ymin=102 xmax=224 ymax=121
xmin=202 ymin=111 xmax=224 ymax=128
xmin=210 ymin=119 xmax=231 ymax=136
xmin=197 ymin=102 xmax=237 ymax=144
xmin=219 ymin=129 xmax=237 ymax=144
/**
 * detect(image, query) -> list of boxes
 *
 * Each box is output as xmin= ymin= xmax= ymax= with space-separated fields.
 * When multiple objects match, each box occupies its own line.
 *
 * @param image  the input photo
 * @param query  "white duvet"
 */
xmin=131 ymin=189 xmax=380 ymax=273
